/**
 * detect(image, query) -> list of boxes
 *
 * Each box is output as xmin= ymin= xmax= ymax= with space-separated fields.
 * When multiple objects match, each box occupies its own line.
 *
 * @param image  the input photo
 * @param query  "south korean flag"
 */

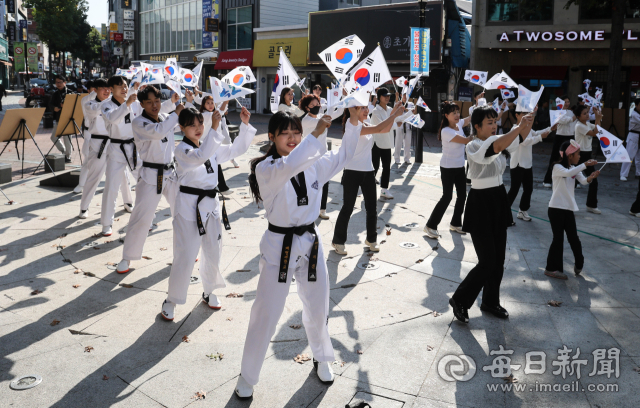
xmin=341 ymin=45 xmax=392 ymax=95
xmin=222 ymin=66 xmax=257 ymax=87
xmin=270 ymin=49 xmax=301 ymax=113
xmin=464 ymin=70 xmax=488 ymax=86
xmin=319 ymin=34 xmax=365 ymax=80
xmin=501 ymin=89 xmax=516 ymax=99
xmin=484 ymin=70 xmax=518 ymax=90
xmin=596 ymin=126 xmax=631 ymax=164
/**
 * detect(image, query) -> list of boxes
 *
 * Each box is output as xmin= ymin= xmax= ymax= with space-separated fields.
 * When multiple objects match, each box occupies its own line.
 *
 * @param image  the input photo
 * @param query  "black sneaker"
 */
xmin=449 ymin=298 xmax=469 ymax=323
xmin=574 ymin=266 xmax=583 ymax=276
xmin=65 ymin=157 xmax=72 ymax=163
xmin=480 ymin=303 xmax=509 ymax=319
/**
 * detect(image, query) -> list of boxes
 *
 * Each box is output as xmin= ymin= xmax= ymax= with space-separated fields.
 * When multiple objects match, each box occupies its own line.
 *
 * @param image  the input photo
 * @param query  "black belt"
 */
xmin=110 ymin=138 xmax=137 ymax=171
xmin=268 ymin=223 xmax=318 ymax=283
xmin=92 ymin=135 xmax=109 ymax=159
xmin=179 ymin=185 xmax=231 ymax=235
xmin=630 ymin=130 xmax=640 ymax=135
xmin=143 ymin=161 xmax=175 ymax=194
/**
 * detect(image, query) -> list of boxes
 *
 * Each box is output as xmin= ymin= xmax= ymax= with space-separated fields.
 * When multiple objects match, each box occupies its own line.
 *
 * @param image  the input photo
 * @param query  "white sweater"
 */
xmin=549 ymin=163 xmax=589 ymax=211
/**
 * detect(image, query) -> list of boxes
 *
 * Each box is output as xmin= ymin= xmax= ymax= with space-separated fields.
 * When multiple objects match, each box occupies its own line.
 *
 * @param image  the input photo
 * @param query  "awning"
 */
xmin=253 ymin=37 xmax=307 ymax=67
xmin=214 ymin=50 xmax=253 ymax=70
xmin=510 ymin=66 xmax=568 ymax=80
xmin=630 ymin=66 xmax=640 ymax=82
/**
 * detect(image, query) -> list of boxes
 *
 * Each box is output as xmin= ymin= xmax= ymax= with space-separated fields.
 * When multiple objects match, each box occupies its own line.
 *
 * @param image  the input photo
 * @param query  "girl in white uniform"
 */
xmin=449 ymin=106 xmax=534 ymax=324
xmin=394 ymin=93 xmax=418 ymax=164
xmin=278 ymin=87 xmax=305 ymax=117
xmin=115 ymin=86 xmax=183 ymax=274
xmin=620 ymin=100 xmax=640 ymax=181
xmin=161 ymin=107 xmax=256 ymax=320
xmin=234 ymin=110 xmax=361 ymax=399
xmin=73 ymin=81 xmax=97 ymax=194
xmin=544 ymin=140 xmax=599 ymax=280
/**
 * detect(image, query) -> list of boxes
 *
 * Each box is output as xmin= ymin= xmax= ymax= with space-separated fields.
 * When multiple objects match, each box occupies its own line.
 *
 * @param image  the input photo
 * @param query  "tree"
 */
xmin=565 ymin=0 xmax=626 ymax=108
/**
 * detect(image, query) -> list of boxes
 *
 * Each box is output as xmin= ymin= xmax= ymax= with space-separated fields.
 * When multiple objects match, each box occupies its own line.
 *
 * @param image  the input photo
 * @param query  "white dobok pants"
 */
xmin=240 ymin=230 xmax=335 ymax=386
xmin=620 ymin=132 xmax=640 ymax=178
xmin=122 ymin=177 xmax=178 ymax=261
xmin=394 ymin=126 xmax=412 ymax=163
xmin=166 ymin=214 xmax=225 ymax=305
xmin=80 ymin=146 xmax=132 ymax=213
xmin=101 ymin=155 xmax=135 ymax=227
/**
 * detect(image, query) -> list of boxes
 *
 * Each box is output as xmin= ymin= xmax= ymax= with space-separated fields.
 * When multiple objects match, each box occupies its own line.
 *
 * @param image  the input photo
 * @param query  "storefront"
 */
xmin=470 ymin=0 xmax=640 ymax=120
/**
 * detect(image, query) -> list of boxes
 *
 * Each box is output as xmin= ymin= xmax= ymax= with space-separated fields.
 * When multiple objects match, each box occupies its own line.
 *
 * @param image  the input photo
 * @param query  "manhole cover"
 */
xmin=356 ymin=261 xmax=380 ymax=270
xmin=403 ymin=222 xmax=420 ymax=228
xmin=10 ymin=375 xmax=42 ymax=390
xmin=399 ymin=242 xmax=420 ymax=249
xmin=190 ymin=275 xmax=201 ymax=285
xmin=83 ymin=242 xmax=100 ymax=248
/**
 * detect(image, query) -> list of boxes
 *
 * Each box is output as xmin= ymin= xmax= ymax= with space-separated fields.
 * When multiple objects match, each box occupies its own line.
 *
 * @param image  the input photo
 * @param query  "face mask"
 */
xmin=309 ymin=105 xmax=321 ymax=115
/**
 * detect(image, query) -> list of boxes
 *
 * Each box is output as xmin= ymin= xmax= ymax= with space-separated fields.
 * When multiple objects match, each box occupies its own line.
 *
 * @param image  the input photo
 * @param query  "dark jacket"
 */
xmin=50 ymin=86 xmax=70 ymax=121
xmin=0 ymin=84 xmax=6 ymax=98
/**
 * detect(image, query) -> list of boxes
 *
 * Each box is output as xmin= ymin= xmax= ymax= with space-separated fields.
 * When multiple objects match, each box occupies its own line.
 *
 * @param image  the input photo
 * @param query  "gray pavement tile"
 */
xmin=586 ymin=272 xmax=640 ymax=308
xmin=589 ymin=307 xmax=640 ymax=357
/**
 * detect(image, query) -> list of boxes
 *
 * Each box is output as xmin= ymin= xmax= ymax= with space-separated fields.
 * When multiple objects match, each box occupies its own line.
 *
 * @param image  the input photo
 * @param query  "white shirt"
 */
xmin=371 ymin=105 xmax=394 ymax=149
xmin=395 ymin=110 xmax=414 ymax=135
xmin=575 ymin=121 xmax=596 ymax=152
xmin=102 ymin=97 xmax=143 ymax=166
xmin=344 ymin=120 xmax=374 ymax=172
xmin=300 ymin=107 xmax=345 ymax=148
xmin=132 ymin=111 xmax=180 ymax=186
xmin=85 ymin=94 xmax=109 ymax=137
xmin=440 ymin=119 xmax=467 ymax=168
xmin=81 ymin=91 xmax=96 ymax=140
xmin=549 ymin=163 xmax=589 ymax=211
xmin=174 ymin=122 xmax=257 ymax=222
xmin=509 ymin=125 xmax=550 ymax=169
xmin=278 ymin=103 xmax=304 ymax=117
xmin=466 ymin=134 xmax=520 ymax=189
xmin=556 ymin=109 xmax=576 ymax=136
xmin=629 ymin=110 xmax=640 ymax=132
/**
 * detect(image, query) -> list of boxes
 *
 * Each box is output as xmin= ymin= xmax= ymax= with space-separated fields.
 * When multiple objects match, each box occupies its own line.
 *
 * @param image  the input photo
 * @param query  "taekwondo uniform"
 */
xmin=394 ymin=109 xmax=415 ymax=164
xmin=163 ymin=121 xmax=256 ymax=315
xmin=237 ymin=120 xmax=360 ymax=393
xmin=621 ymin=108 xmax=640 ymax=180
xmin=74 ymin=92 xmax=97 ymax=193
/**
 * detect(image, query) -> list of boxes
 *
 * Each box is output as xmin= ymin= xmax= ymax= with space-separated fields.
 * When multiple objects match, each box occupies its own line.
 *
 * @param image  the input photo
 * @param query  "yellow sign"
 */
xmin=253 ymin=37 xmax=308 ymax=67
xmin=110 ymin=23 xmax=118 ymax=31
xmin=149 ymin=54 xmax=180 ymax=62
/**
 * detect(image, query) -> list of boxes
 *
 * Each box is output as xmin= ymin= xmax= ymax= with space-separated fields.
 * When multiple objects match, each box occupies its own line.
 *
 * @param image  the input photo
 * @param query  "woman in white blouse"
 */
xmin=573 ymin=104 xmax=603 ymax=214
xmin=424 ymin=102 xmax=471 ymax=239
xmin=448 ymin=106 xmax=533 ymax=324
xmin=544 ymin=140 xmax=599 ymax=280
xmin=278 ymin=87 xmax=305 ymax=117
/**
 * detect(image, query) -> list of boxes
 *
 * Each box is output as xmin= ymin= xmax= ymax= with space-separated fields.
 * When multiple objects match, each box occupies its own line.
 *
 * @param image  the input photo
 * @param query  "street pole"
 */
xmin=415 ymin=0 xmax=426 ymax=163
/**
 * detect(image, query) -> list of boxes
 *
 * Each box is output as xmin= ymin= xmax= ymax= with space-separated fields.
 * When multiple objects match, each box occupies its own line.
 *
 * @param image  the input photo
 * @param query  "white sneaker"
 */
xmin=630 ymin=211 xmax=640 ymax=218
xmin=78 ymin=209 xmax=88 ymax=219
xmin=395 ymin=161 xmax=401 ymax=165
xmin=449 ymin=225 xmax=466 ymax=235
xmin=423 ymin=226 xmax=440 ymax=239
xmin=116 ymin=259 xmax=130 ymax=274
xmin=332 ymin=243 xmax=347 ymax=255
xmin=161 ymin=299 xmax=175 ymax=321
xmin=587 ymin=207 xmax=601 ymax=214
xmin=318 ymin=210 xmax=329 ymax=220
xmin=404 ymin=161 xmax=411 ymax=165
xmin=380 ymin=189 xmax=394 ymax=199
xmin=314 ymin=359 xmax=335 ymax=384
xmin=231 ymin=159 xmax=239 ymax=168
xmin=575 ymin=184 xmax=582 ymax=189
xmin=620 ymin=176 xmax=628 ymax=181
xmin=202 ymin=292 xmax=222 ymax=310
xmin=365 ymin=240 xmax=380 ymax=252
xmin=73 ymin=185 xmax=83 ymax=194
xmin=124 ymin=203 xmax=134 ymax=213
xmin=234 ymin=375 xmax=254 ymax=399
xmin=102 ymin=225 xmax=113 ymax=236
xmin=542 ymin=183 xmax=552 ymax=188
xmin=517 ymin=210 xmax=532 ymax=221
xmin=220 ymin=189 xmax=233 ymax=196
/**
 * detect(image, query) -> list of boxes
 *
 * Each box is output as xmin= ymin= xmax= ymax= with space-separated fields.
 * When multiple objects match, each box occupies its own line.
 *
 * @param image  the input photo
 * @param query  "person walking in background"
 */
xmin=0 ymin=81 xmax=7 ymax=111
xmin=49 ymin=75 xmax=74 ymax=163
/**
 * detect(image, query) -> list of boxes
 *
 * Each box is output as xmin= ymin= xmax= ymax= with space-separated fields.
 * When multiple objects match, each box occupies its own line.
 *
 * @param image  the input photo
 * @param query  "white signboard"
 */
xmin=123 ymin=10 xmax=134 ymax=20
xmin=113 ymin=46 xmax=124 ymax=56
xmin=236 ymin=97 xmax=252 ymax=110
xmin=124 ymin=20 xmax=134 ymax=30
xmin=124 ymin=31 xmax=135 ymax=40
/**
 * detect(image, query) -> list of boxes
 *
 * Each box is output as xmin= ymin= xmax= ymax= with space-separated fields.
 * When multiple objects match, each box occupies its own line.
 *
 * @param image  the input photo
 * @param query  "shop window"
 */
xmin=529 ymin=79 xmax=563 ymax=88
xmin=227 ymin=6 xmax=252 ymax=50
xmin=580 ymin=0 xmax=640 ymax=20
xmin=487 ymin=0 xmax=552 ymax=23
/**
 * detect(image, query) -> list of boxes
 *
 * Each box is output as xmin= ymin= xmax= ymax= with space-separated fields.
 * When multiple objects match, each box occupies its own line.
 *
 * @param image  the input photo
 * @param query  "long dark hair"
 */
xmin=279 ymin=87 xmax=293 ymax=106
xmin=249 ymin=111 xmax=303 ymax=203
xmin=199 ymin=95 xmax=215 ymax=113
xmin=470 ymin=105 xmax=498 ymax=137
xmin=554 ymin=140 xmax=574 ymax=169
xmin=438 ymin=102 xmax=460 ymax=141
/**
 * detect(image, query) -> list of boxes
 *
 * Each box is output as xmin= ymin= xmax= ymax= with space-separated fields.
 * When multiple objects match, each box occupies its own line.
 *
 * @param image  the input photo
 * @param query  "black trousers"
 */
xmin=507 ymin=166 xmax=533 ymax=211
xmin=578 ymin=151 xmax=598 ymax=208
xmin=426 ymin=167 xmax=466 ymax=229
xmin=544 ymin=134 xmax=574 ymax=184
xmin=371 ymin=143 xmax=391 ymax=189
xmin=332 ymin=170 xmax=378 ymax=245
xmin=631 ymin=179 xmax=640 ymax=214
xmin=452 ymin=226 xmax=507 ymax=309
xmin=217 ymin=164 xmax=229 ymax=192
xmin=546 ymin=207 xmax=584 ymax=273
xmin=321 ymin=182 xmax=329 ymax=211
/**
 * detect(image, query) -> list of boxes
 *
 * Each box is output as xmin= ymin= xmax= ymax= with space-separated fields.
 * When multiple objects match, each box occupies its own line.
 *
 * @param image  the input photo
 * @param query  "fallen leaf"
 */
xmin=236 ymin=269 xmax=251 ymax=272
xmin=380 ymin=240 xmax=386 ymax=244
xmin=548 ymin=300 xmax=562 ymax=307
xmin=119 ymin=283 xmax=133 ymax=288
xmin=84 ymin=346 xmax=94 ymax=353
xmin=427 ymin=345 xmax=434 ymax=351
xmin=103 ymin=240 xmax=112 ymax=244
xmin=226 ymin=292 xmax=244 ymax=298
xmin=356 ymin=350 xmax=363 ymax=355
xmin=182 ymin=335 xmax=190 ymax=343
xmin=40 ymin=217 xmax=47 ymax=220
xmin=114 ymin=218 xmax=120 ymax=222
xmin=504 ymin=375 xmax=518 ymax=383
xmin=206 ymin=352 xmax=224 ymax=360
xmin=226 ymin=317 xmax=233 ymax=321
xmin=416 ymin=259 xmax=423 ymax=263
xmin=142 ymin=256 xmax=152 ymax=260
xmin=386 ymin=228 xmax=392 ymax=236
xmin=333 ymin=360 xmax=346 ymax=367
xmin=160 ymin=247 xmax=167 ymax=251
xmin=230 ymin=236 xmax=236 ymax=239
xmin=192 ymin=391 xmax=206 ymax=400
xmin=31 ymin=289 xmax=42 ymax=295
xmin=84 ymin=272 xmax=96 ymax=277
xmin=433 ymin=311 xmax=441 ymax=317
xmin=74 ymin=269 xmax=82 ymax=274
xmin=50 ymin=319 xmax=60 ymax=326
xmin=72 ymin=284 xmax=81 ymax=288
xmin=166 ymin=263 xmax=172 ymax=266
xmin=294 ymin=354 xmax=311 ymax=364
xmin=93 ymin=247 xmax=101 ymax=250
xmin=103 ymin=375 xmax=109 ymax=380
xmin=289 ymin=324 xmax=302 ymax=330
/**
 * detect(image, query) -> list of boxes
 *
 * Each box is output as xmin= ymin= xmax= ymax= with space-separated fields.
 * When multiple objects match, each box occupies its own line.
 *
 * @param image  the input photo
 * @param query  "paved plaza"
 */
xmin=0 ymin=101 xmax=639 ymax=407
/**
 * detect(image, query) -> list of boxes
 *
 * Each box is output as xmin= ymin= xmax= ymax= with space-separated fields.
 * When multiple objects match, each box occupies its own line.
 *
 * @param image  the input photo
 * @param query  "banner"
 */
xmin=13 ymin=42 xmax=25 ymax=73
xmin=6 ymin=0 xmax=13 ymax=14
xmin=596 ymin=126 xmax=631 ymax=163
xmin=26 ymin=42 xmax=37 ymax=68
xmin=202 ymin=0 xmax=219 ymax=49
xmin=410 ymin=27 xmax=430 ymax=76
xmin=319 ymin=34 xmax=365 ymax=79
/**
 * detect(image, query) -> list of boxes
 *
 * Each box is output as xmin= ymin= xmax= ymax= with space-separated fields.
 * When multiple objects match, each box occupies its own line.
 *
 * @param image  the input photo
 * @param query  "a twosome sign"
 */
xmin=498 ymin=30 xmax=638 ymax=42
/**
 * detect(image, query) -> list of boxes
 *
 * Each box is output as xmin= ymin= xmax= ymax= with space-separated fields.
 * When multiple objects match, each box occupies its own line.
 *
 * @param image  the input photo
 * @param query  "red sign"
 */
xmin=113 ymin=33 xmax=123 ymax=42
xmin=214 ymin=50 xmax=253 ymax=70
